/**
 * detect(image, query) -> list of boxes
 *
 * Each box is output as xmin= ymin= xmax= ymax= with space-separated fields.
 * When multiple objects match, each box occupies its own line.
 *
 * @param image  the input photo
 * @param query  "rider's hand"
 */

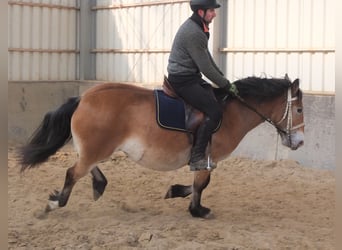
xmin=223 ymin=81 xmax=239 ymax=96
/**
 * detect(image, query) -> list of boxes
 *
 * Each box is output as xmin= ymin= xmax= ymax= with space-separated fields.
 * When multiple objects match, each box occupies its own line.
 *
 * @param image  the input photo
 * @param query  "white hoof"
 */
xmin=45 ymin=200 xmax=59 ymax=212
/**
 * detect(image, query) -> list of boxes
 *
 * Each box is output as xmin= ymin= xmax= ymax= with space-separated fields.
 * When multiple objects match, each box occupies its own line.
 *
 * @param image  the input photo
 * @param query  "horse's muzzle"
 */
xmin=281 ymin=131 xmax=304 ymax=150
xmin=290 ymin=140 xmax=304 ymax=150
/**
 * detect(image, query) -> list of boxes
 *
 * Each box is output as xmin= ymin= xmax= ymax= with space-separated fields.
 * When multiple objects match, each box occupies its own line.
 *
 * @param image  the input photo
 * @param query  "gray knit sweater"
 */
xmin=167 ymin=15 xmax=228 ymax=88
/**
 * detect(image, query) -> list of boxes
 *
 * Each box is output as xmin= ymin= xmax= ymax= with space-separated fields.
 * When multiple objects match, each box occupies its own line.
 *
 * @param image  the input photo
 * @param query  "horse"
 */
xmin=18 ymin=75 xmax=305 ymax=218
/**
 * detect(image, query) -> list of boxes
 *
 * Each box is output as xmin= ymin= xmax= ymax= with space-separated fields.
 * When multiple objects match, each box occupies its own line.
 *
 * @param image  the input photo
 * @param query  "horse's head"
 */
xmin=275 ymin=76 xmax=305 ymax=150
xmin=233 ymin=75 xmax=305 ymax=150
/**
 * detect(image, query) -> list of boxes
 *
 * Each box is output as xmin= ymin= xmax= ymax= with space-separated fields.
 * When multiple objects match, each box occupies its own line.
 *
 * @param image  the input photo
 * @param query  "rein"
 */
xmin=234 ymin=94 xmax=286 ymax=135
xmin=234 ymin=87 xmax=305 ymax=137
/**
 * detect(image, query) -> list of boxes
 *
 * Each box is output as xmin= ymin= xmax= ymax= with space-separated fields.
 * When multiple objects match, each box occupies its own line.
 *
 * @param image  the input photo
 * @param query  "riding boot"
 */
xmin=189 ymin=117 xmax=216 ymax=171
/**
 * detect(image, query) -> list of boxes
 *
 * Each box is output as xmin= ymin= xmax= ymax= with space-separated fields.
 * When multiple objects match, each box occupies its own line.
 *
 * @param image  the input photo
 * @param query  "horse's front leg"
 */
xmin=189 ymin=170 xmax=211 ymax=218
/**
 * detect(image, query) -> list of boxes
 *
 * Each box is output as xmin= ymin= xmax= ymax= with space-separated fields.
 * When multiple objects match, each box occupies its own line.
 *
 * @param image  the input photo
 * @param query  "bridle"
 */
xmin=234 ymin=86 xmax=305 ymax=144
xmin=275 ymin=87 xmax=305 ymax=133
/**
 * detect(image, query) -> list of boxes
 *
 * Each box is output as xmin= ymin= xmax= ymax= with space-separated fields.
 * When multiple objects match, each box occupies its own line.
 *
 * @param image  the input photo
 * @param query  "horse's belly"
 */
xmin=118 ymin=137 xmax=190 ymax=171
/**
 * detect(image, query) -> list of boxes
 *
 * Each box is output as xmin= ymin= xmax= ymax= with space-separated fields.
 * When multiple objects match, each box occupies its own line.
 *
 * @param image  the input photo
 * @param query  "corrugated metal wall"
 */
xmin=93 ymin=0 xmax=335 ymax=92
xmin=8 ymin=0 xmax=335 ymax=92
xmin=222 ymin=0 xmax=335 ymax=92
xmin=8 ymin=0 xmax=336 ymax=168
xmin=8 ymin=0 xmax=79 ymax=81
xmin=94 ymin=0 xmax=190 ymax=84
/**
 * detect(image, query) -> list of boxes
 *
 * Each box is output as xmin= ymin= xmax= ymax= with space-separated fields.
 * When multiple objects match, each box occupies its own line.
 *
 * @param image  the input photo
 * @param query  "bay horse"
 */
xmin=19 ymin=75 xmax=304 ymax=218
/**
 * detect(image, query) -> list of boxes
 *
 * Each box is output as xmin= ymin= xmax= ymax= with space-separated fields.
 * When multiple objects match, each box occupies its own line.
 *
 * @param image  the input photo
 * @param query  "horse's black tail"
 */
xmin=19 ymin=97 xmax=80 ymax=172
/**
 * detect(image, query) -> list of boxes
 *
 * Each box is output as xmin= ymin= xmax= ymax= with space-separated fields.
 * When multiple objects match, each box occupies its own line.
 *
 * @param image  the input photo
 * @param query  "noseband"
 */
xmin=235 ymin=86 xmax=305 ymax=142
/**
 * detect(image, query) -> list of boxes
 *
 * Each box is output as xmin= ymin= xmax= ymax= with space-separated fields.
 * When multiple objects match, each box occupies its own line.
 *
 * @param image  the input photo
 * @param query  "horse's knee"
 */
xmin=193 ymin=170 xmax=211 ymax=191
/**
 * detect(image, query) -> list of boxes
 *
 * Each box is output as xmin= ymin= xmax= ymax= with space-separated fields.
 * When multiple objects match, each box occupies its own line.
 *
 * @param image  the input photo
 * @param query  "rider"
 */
xmin=167 ymin=0 xmax=239 ymax=171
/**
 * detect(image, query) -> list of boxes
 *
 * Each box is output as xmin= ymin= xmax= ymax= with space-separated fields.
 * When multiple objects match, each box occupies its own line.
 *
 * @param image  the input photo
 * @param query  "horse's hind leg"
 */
xmin=45 ymin=160 xmax=94 ymax=212
xmin=91 ymin=166 xmax=108 ymax=201
xmin=188 ymin=170 xmax=211 ymax=218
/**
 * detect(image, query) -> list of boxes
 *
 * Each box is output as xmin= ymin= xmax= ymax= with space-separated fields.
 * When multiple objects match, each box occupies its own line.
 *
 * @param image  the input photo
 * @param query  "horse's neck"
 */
xmin=225 ymin=99 xmax=268 ymax=130
xmin=216 ymin=99 xmax=274 ymax=156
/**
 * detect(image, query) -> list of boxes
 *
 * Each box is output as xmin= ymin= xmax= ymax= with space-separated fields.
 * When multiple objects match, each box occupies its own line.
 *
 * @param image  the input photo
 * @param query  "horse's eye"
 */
xmin=297 ymin=108 xmax=303 ymax=114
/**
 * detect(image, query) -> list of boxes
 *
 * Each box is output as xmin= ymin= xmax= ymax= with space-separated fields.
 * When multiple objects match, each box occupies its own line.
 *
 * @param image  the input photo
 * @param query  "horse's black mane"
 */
xmin=233 ymin=76 xmax=292 ymax=102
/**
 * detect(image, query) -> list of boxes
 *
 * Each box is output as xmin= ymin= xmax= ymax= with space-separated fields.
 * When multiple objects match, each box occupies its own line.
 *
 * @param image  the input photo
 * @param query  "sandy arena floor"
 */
xmin=8 ymin=145 xmax=335 ymax=249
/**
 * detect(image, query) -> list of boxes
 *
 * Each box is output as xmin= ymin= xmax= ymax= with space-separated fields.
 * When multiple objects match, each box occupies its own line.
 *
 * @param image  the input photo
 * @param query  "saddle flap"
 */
xmin=154 ymin=89 xmax=187 ymax=132
xmin=154 ymin=89 xmax=220 ymax=134
xmin=157 ymin=76 xmax=223 ymax=136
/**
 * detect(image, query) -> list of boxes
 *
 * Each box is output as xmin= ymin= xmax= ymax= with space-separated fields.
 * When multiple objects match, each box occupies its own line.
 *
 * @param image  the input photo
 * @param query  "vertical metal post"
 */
xmin=212 ymin=0 xmax=228 ymax=75
xmin=79 ymin=0 xmax=96 ymax=80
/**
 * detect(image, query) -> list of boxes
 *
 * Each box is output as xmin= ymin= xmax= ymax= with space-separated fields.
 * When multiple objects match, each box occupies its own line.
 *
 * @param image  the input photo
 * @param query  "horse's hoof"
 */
xmin=164 ymin=187 xmax=172 ymax=199
xmin=93 ymin=190 xmax=102 ymax=201
xmin=34 ymin=209 xmax=49 ymax=219
xmin=45 ymin=189 xmax=61 ymax=212
xmin=45 ymin=200 xmax=59 ymax=213
xmin=189 ymin=204 xmax=212 ymax=218
xmin=92 ymin=178 xmax=107 ymax=200
xmin=164 ymin=184 xmax=192 ymax=199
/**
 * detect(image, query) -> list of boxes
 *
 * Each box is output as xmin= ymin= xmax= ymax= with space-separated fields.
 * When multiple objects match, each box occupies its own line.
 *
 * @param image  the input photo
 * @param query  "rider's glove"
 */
xmin=223 ymin=80 xmax=239 ymax=96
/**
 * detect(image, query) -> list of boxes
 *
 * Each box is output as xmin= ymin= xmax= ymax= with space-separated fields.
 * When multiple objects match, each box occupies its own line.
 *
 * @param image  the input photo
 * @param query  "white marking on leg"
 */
xmin=46 ymin=200 xmax=59 ymax=211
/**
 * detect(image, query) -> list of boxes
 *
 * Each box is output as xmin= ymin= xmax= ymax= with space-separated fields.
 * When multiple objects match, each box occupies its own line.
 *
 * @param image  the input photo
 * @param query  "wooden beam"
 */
xmin=219 ymin=48 xmax=335 ymax=53
xmin=8 ymin=1 xmax=80 ymax=10
xmin=91 ymin=48 xmax=170 ymax=54
xmin=92 ymin=0 xmax=189 ymax=10
xmin=8 ymin=48 xmax=79 ymax=53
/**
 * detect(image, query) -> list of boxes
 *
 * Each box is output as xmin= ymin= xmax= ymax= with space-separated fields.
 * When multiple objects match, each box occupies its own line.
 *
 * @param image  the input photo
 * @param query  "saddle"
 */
xmin=162 ymin=76 xmax=204 ymax=133
xmin=154 ymin=76 xmax=221 ymax=135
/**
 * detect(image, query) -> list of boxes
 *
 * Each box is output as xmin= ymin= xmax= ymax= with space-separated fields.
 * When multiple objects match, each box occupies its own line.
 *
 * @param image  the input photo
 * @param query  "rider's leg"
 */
xmin=168 ymin=78 xmax=223 ymax=171
xmin=189 ymin=116 xmax=216 ymax=170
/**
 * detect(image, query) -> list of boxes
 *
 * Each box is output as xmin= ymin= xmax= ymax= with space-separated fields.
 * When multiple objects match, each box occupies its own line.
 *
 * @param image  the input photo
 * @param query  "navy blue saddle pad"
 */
xmin=154 ymin=89 xmax=188 ymax=132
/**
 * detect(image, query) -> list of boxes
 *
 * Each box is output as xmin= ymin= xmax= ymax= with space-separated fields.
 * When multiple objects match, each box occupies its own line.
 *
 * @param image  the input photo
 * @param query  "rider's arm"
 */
xmin=186 ymin=30 xmax=228 ymax=88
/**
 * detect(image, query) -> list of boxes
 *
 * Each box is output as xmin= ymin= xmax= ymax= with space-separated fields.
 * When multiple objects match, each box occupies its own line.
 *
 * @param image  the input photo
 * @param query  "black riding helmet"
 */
xmin=190 ymin=0 xmax=221 ymax=12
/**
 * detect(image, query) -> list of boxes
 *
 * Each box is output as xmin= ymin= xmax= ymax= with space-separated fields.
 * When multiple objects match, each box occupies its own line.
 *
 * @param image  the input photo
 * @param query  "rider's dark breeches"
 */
xmin=168 ymin=75 xmax=223 ymax=131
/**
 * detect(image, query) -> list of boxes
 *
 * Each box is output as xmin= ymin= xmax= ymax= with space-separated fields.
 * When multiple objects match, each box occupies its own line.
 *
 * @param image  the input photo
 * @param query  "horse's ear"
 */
xmin=291 ymin=78 xmax=300 ymax=94
xmin=285 ymin=73 xmax=290 ymax=81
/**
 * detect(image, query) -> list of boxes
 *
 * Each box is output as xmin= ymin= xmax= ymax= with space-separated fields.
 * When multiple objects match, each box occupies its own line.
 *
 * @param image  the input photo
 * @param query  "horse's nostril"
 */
xmin=291 ymin=140 xmax=304 ymax=150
